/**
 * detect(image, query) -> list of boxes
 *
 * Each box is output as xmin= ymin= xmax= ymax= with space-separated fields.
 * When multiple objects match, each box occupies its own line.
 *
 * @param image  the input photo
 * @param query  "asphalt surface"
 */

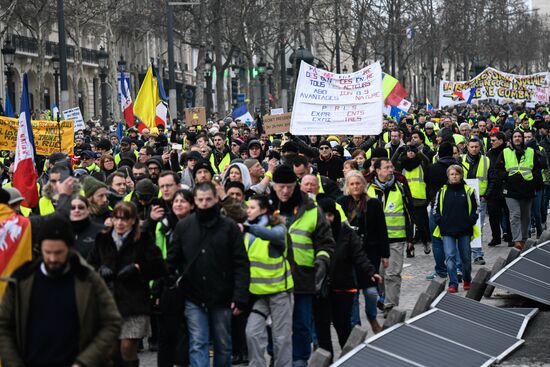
xmin=139 ymin=223 xmax=550 ymax=366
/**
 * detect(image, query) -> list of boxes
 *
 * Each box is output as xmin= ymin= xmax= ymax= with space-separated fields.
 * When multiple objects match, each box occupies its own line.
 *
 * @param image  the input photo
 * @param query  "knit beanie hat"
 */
xmin=272 ymin=164 xmax=297 ymax=184
xmin=244 ymin=158 xmax=259 ymax=170
xmin=38 ymin=215 xmax=75 ymax=247
xmin=225 ymin=180 xmax=245 ymax=194
xmin=438 ymin=142 xmax=454 ymax=158
xmin=135 ymin=178 xmax=157 ymax=201
xmin=82 ymin=176 xmax=108 ymax=198
xmin=193 ymin=159 xmax=215 ymax=178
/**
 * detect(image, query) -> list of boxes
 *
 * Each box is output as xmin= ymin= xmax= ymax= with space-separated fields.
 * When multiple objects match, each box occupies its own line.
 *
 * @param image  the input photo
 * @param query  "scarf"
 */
xmin=112 ymin=229 xmax=131 ymax=251
xmin=374 ymin=175 xmax=395 ymax=191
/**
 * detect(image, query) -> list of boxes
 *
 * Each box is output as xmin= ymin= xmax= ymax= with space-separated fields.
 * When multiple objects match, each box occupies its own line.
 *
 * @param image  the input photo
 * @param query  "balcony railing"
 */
xmin=11 ymin=34 xmax=98 ymax=64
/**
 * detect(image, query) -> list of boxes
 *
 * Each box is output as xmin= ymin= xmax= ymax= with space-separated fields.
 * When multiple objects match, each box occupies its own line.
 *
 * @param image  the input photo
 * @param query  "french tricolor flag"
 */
xmin=12 ymin=74 xmax=38 ymax=209
xmin=119 ymin=74 xmax=135 ymax=128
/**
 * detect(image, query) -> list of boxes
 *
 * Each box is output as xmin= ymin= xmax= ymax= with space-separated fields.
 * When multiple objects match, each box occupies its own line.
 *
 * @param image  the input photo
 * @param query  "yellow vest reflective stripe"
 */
xmin=245 ymin=229 xmax=294 ymax=295
xmin=461 ymin=155 xmax=490 ymax=196
xmin=84 ymin=163 xmax=100 ymax=173
xmin=39 ymin=197 xmax=55 ymax=215
xmin=209 ymin=152 xmax=231 ymax=174
xmin=403 ymin=165 xmax=426 ymax=200
xmin=433 ymin=184 xmax=481 ymax=239
xmin=289 ymin=207 xmax=318 ymax=267
xmin=367 ymin=184 xmax=406 ymax=239
xmin=503 ymin=147 xmax=534 ymax=181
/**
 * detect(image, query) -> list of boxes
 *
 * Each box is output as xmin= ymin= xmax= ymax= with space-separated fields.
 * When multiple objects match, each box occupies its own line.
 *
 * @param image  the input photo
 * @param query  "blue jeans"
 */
xmin=363 ymin=287 xmax=379 ymax=321
xmin=429 ymin=210 xmax=447 ymax=277
xmin=293 ymin=294 xmax=313 ymax=366
xmin=531 ymin=190 xmax=543 ymax=236
xmin=472 ymin=200 xmax=486 ymax=259
xmin=185 ymin=300 xmax=232 ymax=367
xmin=442 ymin=235 xmax=472 ymax=288
xmin=542 ymin=185 xmax=550 ymax=226
xmin=351 ymin=293 xmax=361 ymax=327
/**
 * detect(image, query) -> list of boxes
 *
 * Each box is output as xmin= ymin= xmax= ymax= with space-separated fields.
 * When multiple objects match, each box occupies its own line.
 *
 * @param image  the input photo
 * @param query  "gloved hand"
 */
xmin=314 ymin=258 xmax=328 ymax=295
xmin=98 ymin=265 xmax=114 ymax=281
xmin=117 ymin=264 xmax=139 ymax=280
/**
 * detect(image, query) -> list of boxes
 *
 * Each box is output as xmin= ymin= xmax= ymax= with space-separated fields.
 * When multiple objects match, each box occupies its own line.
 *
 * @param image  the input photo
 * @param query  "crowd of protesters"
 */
xmin=0 ymin=101 xmax=549 ymax=366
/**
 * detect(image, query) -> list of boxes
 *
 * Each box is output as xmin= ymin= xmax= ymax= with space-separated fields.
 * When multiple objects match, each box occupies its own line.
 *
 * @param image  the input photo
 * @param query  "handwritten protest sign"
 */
xmin=0 ymin=117 xmax=74 ymax=155
xmin=62 ymin=107 xmax=86 ymax=131
xmin=290 ymin=61 xmax=383 ymax=135
xmin=439 ymin=67 xmax=550 ymax=107
xmin=263 ymin=113 xmax=292 ymax=135
xmin=184 ymin=107 xmax=206 ymax=126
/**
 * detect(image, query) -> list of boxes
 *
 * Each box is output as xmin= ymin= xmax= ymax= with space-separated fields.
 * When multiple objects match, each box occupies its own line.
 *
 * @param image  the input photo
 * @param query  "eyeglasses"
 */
xmin=319 ymin=146 xmax=331 ymax=150
xmin=71 ymin=205 xmax=86 ymax=210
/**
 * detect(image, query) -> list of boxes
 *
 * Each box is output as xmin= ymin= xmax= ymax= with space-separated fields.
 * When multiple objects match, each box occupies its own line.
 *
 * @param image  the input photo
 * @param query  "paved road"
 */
xmin=138 ymin=225 xmax=550 ymax=366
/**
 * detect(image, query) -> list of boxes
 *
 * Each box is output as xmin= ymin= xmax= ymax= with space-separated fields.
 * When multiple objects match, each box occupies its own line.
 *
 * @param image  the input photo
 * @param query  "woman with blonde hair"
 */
xmin=337 ymin=170 xmax=389 ymax=333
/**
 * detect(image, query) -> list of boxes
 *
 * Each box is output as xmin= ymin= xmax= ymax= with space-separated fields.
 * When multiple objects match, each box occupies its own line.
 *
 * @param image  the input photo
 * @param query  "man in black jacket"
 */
xmin=312 ymin=140 xmax=344 ymax=182
xmin=485 ymin=132 xmax=510 ymax=246
xmin=168 ymin=182 xmax=249 ymax=367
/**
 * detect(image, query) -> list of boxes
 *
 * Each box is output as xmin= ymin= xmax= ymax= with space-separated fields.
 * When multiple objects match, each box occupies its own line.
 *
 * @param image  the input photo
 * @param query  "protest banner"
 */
xmin=184 ymin=107 xmax=206 ymax=126
xmin=62 ymin=107 xmax=86 ymax=131
xmin=271 ymin=107 xmax=284 ymax=115
xmin=0 ymin=117 xmax=74 ymax=156
xmin=263 ymin=113 xmax=292 ymax=135
xmin=439 ymin=67 xmax=550 ymax=107
xmin=290 ymin=61 xmax=383 ymax=135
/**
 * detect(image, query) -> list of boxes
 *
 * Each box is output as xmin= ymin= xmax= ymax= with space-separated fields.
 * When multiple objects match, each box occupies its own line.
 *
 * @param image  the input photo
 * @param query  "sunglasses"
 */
xmin=319 ymin=146 xmax=331 ymax=150
xmin=71 ymin=205 xmax=86 ymax=210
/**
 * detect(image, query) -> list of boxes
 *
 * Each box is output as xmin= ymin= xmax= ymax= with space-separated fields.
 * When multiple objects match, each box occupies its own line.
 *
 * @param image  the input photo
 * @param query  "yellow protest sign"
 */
xmin=0 ymin=117 xmax=74 ymax=156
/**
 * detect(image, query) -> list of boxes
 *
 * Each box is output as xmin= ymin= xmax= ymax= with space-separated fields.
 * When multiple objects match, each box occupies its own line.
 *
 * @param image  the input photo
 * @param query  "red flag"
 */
xmin=13 ymin=74 xmax=38 ymax=209
xmin=385 ymin=82 xmax=408 ymax=107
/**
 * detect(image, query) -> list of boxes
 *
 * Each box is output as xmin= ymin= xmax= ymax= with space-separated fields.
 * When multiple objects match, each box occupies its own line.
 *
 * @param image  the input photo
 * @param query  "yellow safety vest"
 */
xmin=20 ymin=206 xmax=32 ymax=217
xmin=461 ymin=155 xmax=490 ymax=196
xmin=367 ymin=183 xmax=406 ymax=239
xmin=403 ymin=165 xmax=426 ymax=200
xmin=288 ymin=207 xmax=330 ymax=267
xmin=115 ymin=150 xmax=139 ymax=165
xmin=245 ymin=228 xmax=294 ymax=295
xmin=209 ymin=151 xmax=231 ymax=174
xmin=83 ymin=162 xmax=100 ymax=173
xmin=39 ymin=197 xmax=55 ymax=215
xmin=503 ymin=147 xmax=534 ymax=181
xmin=432 ymin=184 xmax=481 ymax=239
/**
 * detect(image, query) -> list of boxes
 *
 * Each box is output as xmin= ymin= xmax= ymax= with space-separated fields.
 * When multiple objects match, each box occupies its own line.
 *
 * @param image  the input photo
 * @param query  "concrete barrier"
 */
xmin=465 ymin=267 xmax=491 ymax=301
xmin=382 ymin=308 xmax=406 ymax=330
xmin=308 ymin=348 xmax=332 ymax=367
xmin=340 ymin=325 xmax=368 ymax=357
xmin=484 ymin=257 xmax=507 ymax=298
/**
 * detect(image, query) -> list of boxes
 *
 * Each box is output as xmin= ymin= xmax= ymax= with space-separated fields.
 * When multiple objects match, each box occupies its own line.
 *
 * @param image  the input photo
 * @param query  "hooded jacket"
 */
xmin=222 ymin=162 xmax=252 ymax=191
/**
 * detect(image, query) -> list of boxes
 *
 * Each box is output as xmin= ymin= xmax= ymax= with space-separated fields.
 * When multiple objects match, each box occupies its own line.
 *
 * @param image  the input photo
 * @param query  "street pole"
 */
xmin=279 ymin=0 xmax=287 ymax=111
xmin=335 ymin=1 xmax=341 ymax=73
xmin=259 ymin=73 xmax=266 ymax=116
xmin=100 ymin=71 xmax=107 ymax=126
xmin=57 ymin=0 xmax=69 ymax=111
xmin=166 ymin=2 xmax=177 ymax=124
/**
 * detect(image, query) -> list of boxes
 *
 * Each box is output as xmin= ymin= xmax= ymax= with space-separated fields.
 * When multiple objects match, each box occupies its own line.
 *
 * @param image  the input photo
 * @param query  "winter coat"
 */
xmin=0 ymin=252 xmax=121 ymax=367
xmin=337 ymin=195 xmax=389 ymax=288
xmin=426 ymin=156 xmax=460 ymax=205
xmin=88 ymin=230 xmax=165 ymax=317
xmin=168 ymin=211 xmax=250 ymax=309
xmin=312 ymin=154 xmax=344 ymax=182
xmin=485 ymin=144 xmax=506 ymax=200
xmin=329 ymin=223 xmax=377 ymax=291
xmin=433 ymin=182 xmax=478 ymax=237
xmin=496 ymin=145 xmax=542 ymax=199
xmin=72 ymin=217 xmax=104 ymax=259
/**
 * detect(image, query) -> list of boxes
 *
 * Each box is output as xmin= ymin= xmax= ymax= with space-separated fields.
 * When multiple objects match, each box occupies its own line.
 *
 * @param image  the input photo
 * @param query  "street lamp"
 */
xmin=204 ymin=52 xmax=213 ymax=117
xmin=257 ymin=56 xmax=267 ymax=115
xmin=52 ymin=55 xmax=60 ymax=107
xmin=97 ymin=46 xmax=109 ymax=126
xmin=2 ymin=38 xmax=16 ymax=110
